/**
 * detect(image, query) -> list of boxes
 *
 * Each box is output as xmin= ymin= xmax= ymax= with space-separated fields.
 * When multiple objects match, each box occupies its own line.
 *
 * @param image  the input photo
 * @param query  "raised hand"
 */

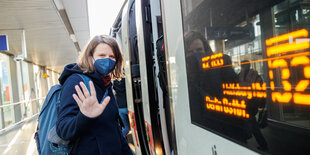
xmin=72 ymin=81 xmax=110 ymax=118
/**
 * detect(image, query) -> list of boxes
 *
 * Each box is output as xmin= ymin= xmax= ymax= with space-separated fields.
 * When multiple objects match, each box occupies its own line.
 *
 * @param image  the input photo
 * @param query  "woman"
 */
xmin=56 ymin=35 xmax=132 ymax=154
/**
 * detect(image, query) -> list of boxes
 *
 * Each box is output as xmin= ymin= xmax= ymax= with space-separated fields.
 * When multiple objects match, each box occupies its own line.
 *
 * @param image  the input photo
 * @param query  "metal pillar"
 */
xmin=8 ymin=56 xmax=22 ymax=123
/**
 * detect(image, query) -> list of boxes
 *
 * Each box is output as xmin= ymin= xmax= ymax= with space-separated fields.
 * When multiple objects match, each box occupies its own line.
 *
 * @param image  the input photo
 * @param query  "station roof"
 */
xmin=0 ymin=0 xmax=90 ymax=73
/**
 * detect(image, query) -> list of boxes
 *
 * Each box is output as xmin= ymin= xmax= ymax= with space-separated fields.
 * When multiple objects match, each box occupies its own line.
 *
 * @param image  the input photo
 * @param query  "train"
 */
xmin=110 ymin=0 xmax=310 ymax=154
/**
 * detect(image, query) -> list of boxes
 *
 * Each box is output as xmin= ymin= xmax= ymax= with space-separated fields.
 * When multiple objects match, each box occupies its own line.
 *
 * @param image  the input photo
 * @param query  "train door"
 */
xmin=121 ymin=3 xmax=141 ymax=154
xmin=149 ymin=0 xmax=178 ymax=154
xmin=121 ymin=0 xmax=151 ymax=154
xmin=135 ymin=0 xmax=166 ymax=154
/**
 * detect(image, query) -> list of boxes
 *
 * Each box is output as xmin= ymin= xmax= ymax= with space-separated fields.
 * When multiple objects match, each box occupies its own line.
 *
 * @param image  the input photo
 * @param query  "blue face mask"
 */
xmin=93 ymin=58 xmax=116 ymax=76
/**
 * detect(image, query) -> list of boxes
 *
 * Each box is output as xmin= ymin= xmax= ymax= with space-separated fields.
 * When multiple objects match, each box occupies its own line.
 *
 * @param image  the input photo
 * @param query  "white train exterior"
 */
xmin=111 ymin=0 xmax=310 ymax=154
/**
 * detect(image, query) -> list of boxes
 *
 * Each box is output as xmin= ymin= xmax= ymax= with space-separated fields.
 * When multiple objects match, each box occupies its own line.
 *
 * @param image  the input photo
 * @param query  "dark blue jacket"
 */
xmin=56 ymin=63 xmax=132 ymax=155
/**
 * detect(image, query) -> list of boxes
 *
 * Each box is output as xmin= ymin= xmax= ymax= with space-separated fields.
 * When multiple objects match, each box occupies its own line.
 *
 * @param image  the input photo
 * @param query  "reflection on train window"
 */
xmin=181 ymin=0 xmax=310 ymax=153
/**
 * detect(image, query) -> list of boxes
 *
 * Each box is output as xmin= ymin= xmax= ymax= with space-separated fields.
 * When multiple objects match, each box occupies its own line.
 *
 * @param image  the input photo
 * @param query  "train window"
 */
xmin=180 ymin=0 xmax=310 ymax=153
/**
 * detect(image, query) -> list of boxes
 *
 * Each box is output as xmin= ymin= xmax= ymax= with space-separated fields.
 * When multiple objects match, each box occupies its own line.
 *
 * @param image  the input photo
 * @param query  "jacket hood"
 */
xmin=59 ymin=63 xmax=107 ymax=88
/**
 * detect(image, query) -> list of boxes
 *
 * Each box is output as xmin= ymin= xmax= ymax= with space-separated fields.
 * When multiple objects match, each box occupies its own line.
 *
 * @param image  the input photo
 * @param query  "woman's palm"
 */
xmin=73 ymin=81 xmax=110 ymax=118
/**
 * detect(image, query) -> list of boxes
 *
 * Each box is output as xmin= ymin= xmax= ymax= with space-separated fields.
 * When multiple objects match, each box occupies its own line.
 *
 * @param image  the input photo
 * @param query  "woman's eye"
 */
xmin=110 ymin=56 xmax=115 ymax=58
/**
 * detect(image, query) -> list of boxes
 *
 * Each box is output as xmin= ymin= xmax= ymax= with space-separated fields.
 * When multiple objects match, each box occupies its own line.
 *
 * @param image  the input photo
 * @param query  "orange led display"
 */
xmin=272 ymin=92 xmax=292 ymax=103
xmin=266 ymin=29 xmax=310 ymax=105
xmin=223 ymin=83 xmax=266 ymax=91
xmin=202 ymin=63 xmax=210 ymax=69
xmin=223 ymin=90 xmax=267 ymax=99
xmin=270 ymin=81 xmax=275 ymax=91
xmin=200 ymin=52 xmax=310 ymax=71
xmin=222 ymin=98 xmax=246 ymax=108
xmin=224 ymin=83 xmax=251 ymax=90
xmin=270 ymin=59 xmax=288 ymax=68
xmin=202 ymin=56 xmax=210 ymax=62
xmin=211 ymin=59 xmax=224 ymax=67
xmin=206 ymin=103 xmax=223 ymax=112
xmin=305 ymin=67 xmax=310 ymax=78
xmin=222 ymin=82 xmax=267 ymax=100
xmin=269 ymin=70 xmax=274 ymax=79
xmin=211 ymin=53 xmax=223 ymax=59
xmin=295 ymin=80 xmax=309 ymax=91
xmin=223 ymin=107 xmax=249 ymax=118
xmin=291 ymin=56 xmax=310 ymax=66
xmin=223 ymin=90 xmax=253 ymax=99
xmin=202 ymin=53 xmax=224 ymax=69
xmin=205 ymin=96 xmax=249 ymax=118
xmin=281 ymin=69 xmax=290 ymax=79
xmin=282 ymin=81 xmax=292 ymax=91
xmin=267 ymin=41 xmax=310 ymax=56
xmin=294 ymin=93 xmax=310 ymax=105
xmin=202 ymin=29 xmax=310 ymax=121
xmin=265 ymin=29 xmax=308 ymax=46
xmin=254 ymin=82 xmax=266 ymax=91
xmin=205 ymin=96 xmax=222 ymax=104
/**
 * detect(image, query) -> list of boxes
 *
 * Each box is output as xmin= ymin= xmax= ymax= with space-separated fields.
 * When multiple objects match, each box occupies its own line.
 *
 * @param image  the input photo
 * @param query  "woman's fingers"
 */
xmin=75 ymin=85 xmax=85 ymax=101
xmin=100 ymin=96 xmax=110 ymax=110
xmin=80 ymin=82 xmax=90 ymax=97
xmin=73 ymin=94 xmax=82 ymax=107
xmin=89 ymin=81 xmax=96 ymax=97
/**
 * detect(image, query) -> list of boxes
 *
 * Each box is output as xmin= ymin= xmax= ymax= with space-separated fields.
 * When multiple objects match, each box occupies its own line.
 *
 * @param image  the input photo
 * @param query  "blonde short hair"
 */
xmin=77 ymin=35 xmax=123 ymax=80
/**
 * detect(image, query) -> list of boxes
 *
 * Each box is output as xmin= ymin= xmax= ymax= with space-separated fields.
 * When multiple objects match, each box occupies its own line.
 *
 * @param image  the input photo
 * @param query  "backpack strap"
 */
xmin=76 ymin=74 xmax=91 ymax=91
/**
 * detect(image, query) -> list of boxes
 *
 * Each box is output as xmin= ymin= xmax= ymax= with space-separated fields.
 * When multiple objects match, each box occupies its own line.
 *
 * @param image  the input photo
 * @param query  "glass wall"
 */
xmin=33 ymin=65 xmax=39 ymax=99
xmin=180 ymin=0 xmax=310 ymax=154
xmin=33 ymin=65 xmax=48 ymax=112
xmin=0 ymin=55 xmax=11 ymax=104
xmin=0 ymin=54 xmax=49 ymax=129
xmin=21 ymin=61 xmax=30 ymax=118
xmin=0 ymin=53 xmax=13 ymax=128
xmin=52 ymin=71 xmax=56 ymax=86
xmin=46 ymin=69 xmax=53 ymax=90
xmin=33 ymin=64 xmax=42 ymax=113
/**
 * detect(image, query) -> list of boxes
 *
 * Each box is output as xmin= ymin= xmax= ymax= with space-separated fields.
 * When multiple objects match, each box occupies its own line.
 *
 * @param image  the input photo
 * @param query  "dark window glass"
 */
xmin=180 ymin=0 xmax=310 ymax=153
